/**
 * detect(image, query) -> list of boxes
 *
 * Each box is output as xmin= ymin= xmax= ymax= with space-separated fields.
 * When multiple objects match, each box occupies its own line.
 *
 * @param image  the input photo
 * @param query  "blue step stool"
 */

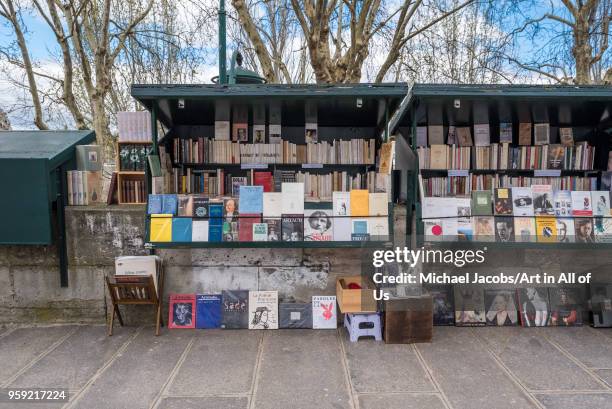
xmin=344 ymin=313 xmax=382 ymax=342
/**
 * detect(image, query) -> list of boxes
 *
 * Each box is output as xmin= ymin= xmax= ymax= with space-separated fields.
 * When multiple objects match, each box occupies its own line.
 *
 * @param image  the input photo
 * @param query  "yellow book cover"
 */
xmin=150 ymin=215 xmax=172 ymax=242
xmin=536 ymin=217 xmax=557 ymax=243
xmin=350 ymin=190 xmax=369 ymax=216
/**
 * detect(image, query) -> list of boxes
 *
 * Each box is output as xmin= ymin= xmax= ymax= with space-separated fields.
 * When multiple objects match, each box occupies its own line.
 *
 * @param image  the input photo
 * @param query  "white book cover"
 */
xmin=312 ymin=296 xmax=337 ymax=329
xmin=281 ymin=182 xmax=304 ymax=214
xmin=474 ymin=124 xmax=490 ymax=146
xmin=511 ymin=187 xmax=534 ymax=216
xmin=263 ymin=192 xmax=283 ymax=217
xmin=368 ymin=192 xmax=388 ymax=216
xmin=249 ymin=291 xmax=278 ymax=330
xmin=571 ymin=191 xmax=593 ymax=216
xmin=556 ymin=218 xmax=575 ymax=243
xmin=304 ymin=208 xmax=333 ymax=241
xmin=594 ymin=217 xmax=612 ymax=243
xmin=333 ymin=192 xmax=350 ymax=216
xmin=421 ymin=197 xmax=460 ymax=218
xmin=269 ymin=125 xmax=282 ymax=142
xmin=592 ymin=191 xmax=611 ymax=216
xmin=192 ymin=220 xmax=209 ymax=242
xmin=553 ymin=190 xmax=572 ymax=217
xmin=214 ymin=121 xmax=230 ymax=140
xmin=115 ymin=255 xmax=159 ymax=291
xmin=252 ymin=223 xmax=268 ymax=241
xmin=369 ymin=217 xmax=389 ymax=238
xmin=424 ymin=219 xmax=444 ymax=242
xmin=442 ymin=218 xmax=458 ymax=241
xmin=514 ymin=217 xmax=536 ymax=242
xmin=333 ymin=218 xmax=351 ymax=241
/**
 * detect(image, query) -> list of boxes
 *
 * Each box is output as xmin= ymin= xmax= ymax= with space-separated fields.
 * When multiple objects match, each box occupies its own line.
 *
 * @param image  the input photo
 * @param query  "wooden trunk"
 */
xmin=383 ymin=295 xmax=433 ymax=344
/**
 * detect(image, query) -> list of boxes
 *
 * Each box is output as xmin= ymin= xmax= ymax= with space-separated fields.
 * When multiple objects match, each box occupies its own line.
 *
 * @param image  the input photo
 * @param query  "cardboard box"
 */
xmin=336 ymin=276 xmax=377 ymax=313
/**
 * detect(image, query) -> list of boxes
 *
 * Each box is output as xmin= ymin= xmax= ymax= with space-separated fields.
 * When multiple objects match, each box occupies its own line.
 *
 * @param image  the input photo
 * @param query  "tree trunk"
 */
xmin=572 ymin=14 xmax=593 ymax=84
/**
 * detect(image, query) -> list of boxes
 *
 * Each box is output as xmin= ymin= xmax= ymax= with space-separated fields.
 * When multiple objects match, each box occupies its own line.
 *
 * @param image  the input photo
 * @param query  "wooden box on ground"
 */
xmin=383 ymin=295 xmax=433 ymax=344
xmin=336 ymin=276 xmax=377 ymax=313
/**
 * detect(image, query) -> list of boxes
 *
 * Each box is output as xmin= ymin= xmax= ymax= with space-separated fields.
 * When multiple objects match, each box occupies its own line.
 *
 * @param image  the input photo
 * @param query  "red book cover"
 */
xmin=168 ymin=294 xmax=196 ymax=329
xmin=239 ymin=214 xmax=262 ymax=241
xmin=254 ymin=171 xmax=273 ymax=192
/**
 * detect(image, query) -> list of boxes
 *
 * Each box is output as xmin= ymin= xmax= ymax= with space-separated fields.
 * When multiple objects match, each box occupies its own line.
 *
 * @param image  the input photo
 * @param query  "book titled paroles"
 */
xmin=312 ymin=296 xmax=337 ymax=329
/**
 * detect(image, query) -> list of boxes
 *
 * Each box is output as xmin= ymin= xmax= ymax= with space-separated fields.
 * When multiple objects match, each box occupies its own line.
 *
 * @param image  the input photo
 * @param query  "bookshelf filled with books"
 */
xmin=131 ymin=84 xmax=406 ymax=248
xmin=392 ymin=84 xmax=612 ymax=248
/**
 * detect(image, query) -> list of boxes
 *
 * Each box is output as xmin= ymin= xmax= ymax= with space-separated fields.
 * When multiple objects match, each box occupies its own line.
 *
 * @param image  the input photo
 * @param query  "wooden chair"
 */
xmin=105 ymin=264 xmax=165 ymax=336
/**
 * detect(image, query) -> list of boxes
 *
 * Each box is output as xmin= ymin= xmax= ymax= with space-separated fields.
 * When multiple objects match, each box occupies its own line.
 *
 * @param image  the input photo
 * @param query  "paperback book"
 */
xmin=253 ymin=223 xmax=268 ymax=241
xmin=471 ymin=191 xmax=492 ymax=216
xmin=221 ymin=290 xmax=249 ymax=329
xmin=514 ymin=217 xmax=536 ymax=242
xmin=494 ymin=188 xmax=512 ymax=215
xmin=549 ymin=287 xmax=583 ymax=326
xmin=575 ymin=218 xmax=595 ymax=243
xmin=454 ymin=286 xmax=486 ymax=326
xmin=351 ymin=219 xmax=370 ymax=241
xmin=592 ymin=191 xmax=611 ymax=216
xmin=249 ymin=291 xmax=279 ymax=329
xmin=494 ymin=216 xmax=514 ymax=242
xmin=553 ymin=190 xmax=572 ymax=217
xmin=535 ymin=217 xmax=557 ymax=243
xmin=304 ymin=207 xmax=333 ymax=241
xmin=511 ymin=187 xmax=534 ymax=216
xmin=532 ymin=185 xmax=555 ymax=216
xmin=196 ymin=294 xmax=222 ymax=329
xmin=279 ymin=303 xmax=313 ymax=328
xmin=312 ymin=296 xmax=337 ymax=329
xmin=192 ymin=220 xmax=209 ymax=242
xmin=571 ymin=191 xmax=593 ymax=216
xmin=473 ymin=216 xmax=495 ymax=242
xmin=263 ymin=218 xmax=281 ymax=241
xmin=485 ymin=289 xmax=518 ymax=326
xmin=282 ymin=215 xmax=304 ymax=241
xmin=556 ymin=218 xmax=575 ymax=243
xmin=517 ymin=288 xmax=550 ymax=327
xmin=169 ymin=294 xmax=196 ymax=329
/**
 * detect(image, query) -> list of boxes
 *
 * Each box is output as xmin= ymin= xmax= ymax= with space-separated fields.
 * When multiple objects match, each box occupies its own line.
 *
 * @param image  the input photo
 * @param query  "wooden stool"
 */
xmin=344 ymin=313 xmax=382 ymax=342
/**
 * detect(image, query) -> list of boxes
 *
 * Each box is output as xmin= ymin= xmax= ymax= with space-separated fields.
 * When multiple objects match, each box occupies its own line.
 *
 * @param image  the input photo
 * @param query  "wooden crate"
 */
xmin=117 ymin=172 xmax=146 ymax=204
xmin=383 ymin=295 xmax=433 ymax=344
xmin=336 ymin=276 xmax=377 ymax=313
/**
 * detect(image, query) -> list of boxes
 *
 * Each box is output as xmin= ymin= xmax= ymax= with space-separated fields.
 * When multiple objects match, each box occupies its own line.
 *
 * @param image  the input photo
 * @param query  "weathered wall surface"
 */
xmin=0 ymin=205 xmax=407 ymax=324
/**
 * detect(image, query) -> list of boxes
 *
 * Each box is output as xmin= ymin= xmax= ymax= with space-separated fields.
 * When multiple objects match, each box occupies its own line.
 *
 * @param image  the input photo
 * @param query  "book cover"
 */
xmin=169 ymin=294 xmax=196 ymax=329
xmin=456 ymin=127 xmax=473 ymax=146
xmin=514 ymin=217 xmax=536 ymax=242
xmin=454 ymin=286 xmax=486 ymax=326
xmin=556 ymin=218 xmax=575 ymax=243
xmin=441 ymin=218 xmax=458 ymax=241
xmin=304 ymin=207 xmax=333 ymax=241
xmin=447 ymin=126 xmax=457 ymax=145
xmin=571 ymin=191 xmax=593 ymax=216
xmin=369 ymin=217 xmax=390 ymax=239
xmin=351 ymin=218 xmax=370 ymax=241
xmin=428 ymin=125 xmax=444 ymax=145
xmin=457 ymin=217 xmax=473 ymax=241
xmin=281 ymin=214 xmax=304 ymax=241
xmin=214 ymin=121 xmax=230 ymax=140
xmin=115 ymin=255 xmax=159 ymax=292
xmin=592 ymin=191 xmax=611 ymax=216
xmin=239 ymin=214 xmax=261 ymax=242
xmin=532 ymin=185 xmax=555 ymax=216
xmin=534 ymin=123 xmax=550 ymax=145
xmin=473 ymin=124 xmax=490 ymax=146
xmin=485 ymin=289 xmax=518 ymax=326
xmin=279 ymin=303 xmax=313 ymax=328
xmin=150 ymin=215 xmax=172 ymax=242
xmin=499 ymin=123 xmax=513 ymax=143
xmin=263 ymin=218 xmax=281 ymax=241
xmin=224 ymin=198 xmax=239 ymax=222
xmin=549 ymin=288 xmax=583 ymax=326
xmin=493 ymin=188 xmax=512 ymax=215
xmin=333 ymin=218 xmax=351 ymax=241
xmin=221 ymin=290 xmax=249 ymax=329
xmin=594 ymin=217 xmax=612 ymax=243
xmin=425 ymin=285 xmax=454 ymax=325
xmin=429 ymin=145 xmax=448 ymax=169
xmin=350 ymin=189 xmax=369 ymax=216
xmin=305 ymin=123 xmax=318 ymax=143
xmin=196 ymin=294 xmax=222 ymax=329
xmin=494 ymin=216 xmax=514 ymax=242
xmin=333 ymin=192 xmax=350 ymax=216
xmin=209 ymin=224 xmax=223 ymax=242
xmin=162 ymin=194 xmax=178 ymax=215
xmin=424 ymin=219 xmax=444 ymax=242
xmin=368 ymin=192 xmax=388 ymax=216
xmin=253 ymin=124 xmax=266 ymax=143
xmin=76 ymin=145 xmax=102 ymax=171
xmin=535 ymin=217 xmax=557 ymax=243
xmin=263 ymin=192 xmax=282 ymax=217
xmin=177 ymin=195 xmax=194 ymax=216
xmin=254 ymin=171 xmax=273 ymax=192
xmin=559 ymin=127 xmax=574 ymax=146
xmin=253 ymin=223 xmax=268 ymax=241
xmin=147 ymin=194 xmax=163 ymax=214
xmin=223 ymin=221 xmax=239 ymax=241
xmin=517 ymin=288 xmax=550 ymax=327
xmin=312 ymin=296 xmax=337 ymax=329
xmin=471 ymin=190 xmax=492 ymax=216
xmin=511 ymin=187 xmax=534 ymax=216
xmin=231 ymin=177 xmax=247 ymax=197
xmin=518 ymin=122 xmax=531 ymax=145
xmin=192 ymin=220 xmax=209 ymax=242
xmin=281 ymin=183 xmax=304 ymax=214
xmin=416 ymin=126 xmax=427 ymax=147
xmin=333 ymin=190 xmax=351 ymax=240
xmin=232 ymin=105 xmax=248 ymax=142
xmin=239 ymin=186 xmax=264 ymax=214
xmin=172 ymin=218 xmax=192 ymax=242
xmin=575 ymin=218 xmax=595 ymax=243
xmin=249 ymin=291 xmax=279 ymax=330
xmin=553 ymin=190 xmax=572 ymax=217
xmin=473 ymin=216 xmax=495 ymax=242
xmin=547 ymin=144 xmax=564 ymax=169
xmin=192 ymin=196 xmax=209 ymax=217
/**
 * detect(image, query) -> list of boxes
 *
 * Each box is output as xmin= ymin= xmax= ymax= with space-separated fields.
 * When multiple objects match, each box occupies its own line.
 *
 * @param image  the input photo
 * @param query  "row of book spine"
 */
xmin=296 ymin=171 xmax=390 ymax=201
xmin=67 ymin=170 xmax=89 ymax=205
xmin=121 ymin=179 xmax=146 ymax=203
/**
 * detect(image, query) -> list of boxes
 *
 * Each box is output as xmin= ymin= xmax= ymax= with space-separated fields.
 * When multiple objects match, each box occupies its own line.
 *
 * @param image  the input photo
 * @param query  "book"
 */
xmin=76 ymin=145 xmax=102 ymax=171
xmin=115 ymin=255 xmax=160 ymax=292
xmin=456 ymin=127 xmax=473 ymax=146
xmin=333 ymin=192 xmax=350 ymax=216
xmin=253 ymin=223 xmax=268 ymax=241
xmin=368 ymin=192 xmax=388 ymax=216
xmin=484 ymin=289 xmax=518 ymax=326
xmin=239 ymin=214 xmax=261 ymax=241
xmin=281 ymin=215 xmax=304 ymax=241
xmin=231 ymin=177 xmax=247 ymax=197
xmin=553 ymin=190 xmax=572 ymax=217
xmin=511 ymin=187 xmax=534 ymax=216
xmin=148 ymin=194 xmax=163 ymax=214
xmin=192 ymin=220 xmax=209 ymax=242
xmin=594 ymin=217 xmax=612 ymax=243
xmin=312 ymin=296 xmax=337 ymax=329
xmin=162 ymin=194 xmax=178 ymax=215
xmin=150 ymin=215 xmax=172 ymax=242
xmin=305 ymin=123 xmax=318 ymax=143
xmin=263 ymin=192 xmax=282 ymax=217
xmin=494 ymin=216 xmax=514 ymax=242
xmin=147 ymin=154 xmax=161 ymax=177
xmin=351 ymin=218 xmax=370 ymax=241
xmin=473 ymin=124 xmax=490 ymax=146
xmin=454 ymin=286 xmax=486 ymax=326
xmin=514 ymin=217 xmax=536 ymax=242
xmin=547 ymin=145 xmax=564 ymax=169
xmin=224 ymin=198 xmax=239 ymax=222
xmin=209 ymin=224 xmax=223 ymax=242
xmin=263 ymin=218 xmax=281 ymax=241
xmin=332 ymin=191 xmax=351 ymax=241
xmin=424 ymin=219 xmax=444 ymax=242
xmin=254 ymin=171 xmax=273 ymax=192
xmin=238 ymin=186 xmax=264 ymax=214
xmin=447 ymin=126 xmax=457 ymax=145
xmin=279 ymin=303 xmax=313 ymax=328
xmin=592 ymin=191 xmax=611 ymax=216
xmin=169 ymin=294 xmax=196 ymax=329
xmin=192 ymin=196 xmax=209 ymax=217
xmin=532 ymin=185 xmax=555 ymax=216
xmin=429 ymin=145 xmax=448 ymax=169
xmin=499 ymin=123 xmax=513 ymax=143
xmin=214 ymin=121 xmax=230 ymax=140
xmin=534 ymin=123 xmax=550 ymax=145
xmin=349 ymin=189 xmax=369 ymax=216
xmin=471 ymin=191 xmax=492 ymax=216
xmin=425 ymin=285 xmax=454 ymax=325
xmin=556 ymin=218 xmax=575 ymax=243
xmin=575 ymin=218 xmax=595 ymax=243
xmin=196 ymin=294 xmax=222 ymax=329
xmin=457 ymin=217 xmax=473 ymax=241
xmin=517 ymin=288 xmax=550 ymax=327
xmin=428 ymin=125 xmax=444 ymax=145
xmin=560 ymin=127 xmax=574 ymax=146
xmin=221 ymin=290 xmax=249 ymax=329
xmin=223 ymin=221 xmax=239 ymax=241
xmin=172 ymin=218 xmax=192 ymax=242
xmin=232 ymin=105 xmax=248 ymax=142
xmin=106 ymin=172 xmax=118 ymax=205
xmin=493 ymin=188 xmax=512 ymax=215
xmin=304 ymin=207 xmax=333 ymax=241
xmin=369 ymin=217 xmax=390 ymax=239
xmin=473 ymin=216 xmax=495 ymax=242
xmin=571 ymin=191 xmax=593 ymax=216
xmin=177 ymin=195 xmax=194 ymax=216
xmin=549 ymin=288 xmax=583 ymax=326
xmin=416 ymin=126 xmax=427 ymax=147
xmin=281 ymin=182 xmax=304 ymax=214
xmin=249 ymin=291 xmax=279 ymax=329
xmin=535 ymin=217 xmax=557 ymax=243
xmin=253 ymin=124 xmax=266 ymax=143
xmin=518 ymin=122 xmax=531 ymax=145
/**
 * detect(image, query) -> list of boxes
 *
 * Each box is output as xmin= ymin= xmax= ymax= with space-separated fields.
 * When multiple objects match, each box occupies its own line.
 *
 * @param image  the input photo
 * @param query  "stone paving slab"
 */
xmin=70 ymin=329 xmax=192 ymax=409
xmin=542 ymin=327 xmax=612 ymax=368
xmin=358 ymin=393 xmax=446 ymax=409
xmin=341 ymin=330 xmax=435 ymax=393
xmin=10 ymin=325 xmax=137 ymax=390
xmin=252 ymin=330 xmax=352 ymax=409
xmin=168 ymin=330 xmax=261 ymax=396
xmin=158 ymin=396 xmax=249 ymax=409
xmin=475 ymin=327 xmax=604 ymax=391
xmin=417 ymin=327 xmax=536 ymax=409
xmin=595 ymin=369 xmax=612 ymax=388
xmin=0 ymin=326 xmax=75 ymax=386
xmin=534 ymin=393 xmax=612 ymax=409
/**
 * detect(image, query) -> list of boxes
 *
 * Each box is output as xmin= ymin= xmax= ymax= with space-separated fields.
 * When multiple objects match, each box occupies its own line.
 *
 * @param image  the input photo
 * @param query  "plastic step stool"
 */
xmin=344 ymin=312 xmax=382 ymax=342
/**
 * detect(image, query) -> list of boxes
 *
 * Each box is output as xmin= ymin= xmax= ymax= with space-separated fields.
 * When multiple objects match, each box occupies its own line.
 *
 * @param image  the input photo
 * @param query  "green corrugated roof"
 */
xmin=409 ymin=83 xmax=612 ymax=99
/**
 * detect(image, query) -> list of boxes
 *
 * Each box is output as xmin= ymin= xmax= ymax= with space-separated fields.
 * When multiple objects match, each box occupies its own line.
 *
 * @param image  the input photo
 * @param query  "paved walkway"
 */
xmin=0 ymin=325 xmax=612 ymax=409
